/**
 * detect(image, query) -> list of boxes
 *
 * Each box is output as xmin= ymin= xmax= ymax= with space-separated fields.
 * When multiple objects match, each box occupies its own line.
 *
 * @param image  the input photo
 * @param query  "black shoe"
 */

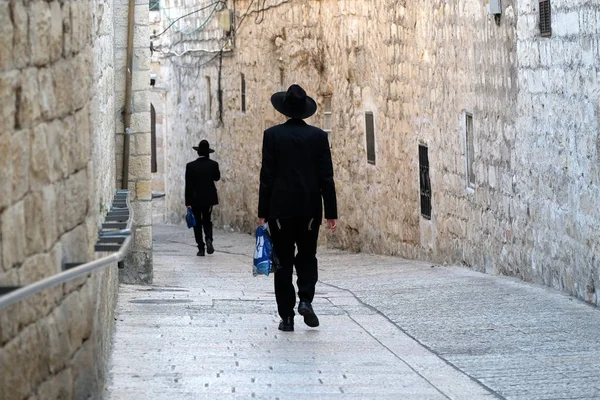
xmin=298 ymin=301 xmax=319 ymax=327
xmin=278 ymin=317 xmax=294 ymax=332
xmin=206 ymin=239 xmax=214 ymax=255
xmin=197 ymin=249 xmax=205 ymax=256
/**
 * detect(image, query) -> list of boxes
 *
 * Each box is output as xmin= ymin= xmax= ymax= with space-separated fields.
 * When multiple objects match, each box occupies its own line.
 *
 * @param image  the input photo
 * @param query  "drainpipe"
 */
xmin=121 ymin=0 xmax=136 ymax=189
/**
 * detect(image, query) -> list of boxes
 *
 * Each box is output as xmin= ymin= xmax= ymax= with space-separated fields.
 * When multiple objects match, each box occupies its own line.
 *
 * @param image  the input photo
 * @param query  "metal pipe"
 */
xmin=121 ymin=0 xmax=136 ymax=189
xmin=0 ymin=190 xmax=134 ymax=310
xmin=0 ymin=235 xmax=133 ymax=311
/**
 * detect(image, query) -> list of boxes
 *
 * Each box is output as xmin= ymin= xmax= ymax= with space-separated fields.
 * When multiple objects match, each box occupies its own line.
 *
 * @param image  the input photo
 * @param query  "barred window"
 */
xmin=539 ymin=0 xmax=552 ymax=37
xmin=151 ymin=104 xmax=157 ymax=173
xmin=323 ymin=96 xmax=332 ymax=134
xmin=241 ymin=74 xmax=246 ymax=113
xmin=365 ymin=112 xmax=375 ymax=165
xmin=206 ymin=76 xmax=212 ymax=119
xmin=419 ymin=144 xmax=432 ymax=219
xmin=465 ymin=113 xmax=475 ymax=188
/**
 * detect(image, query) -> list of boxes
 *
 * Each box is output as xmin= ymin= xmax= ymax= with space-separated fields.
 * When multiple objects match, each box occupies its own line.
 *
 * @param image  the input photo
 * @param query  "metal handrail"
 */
xmin=0 ymin=190 xmax=134 ymax=311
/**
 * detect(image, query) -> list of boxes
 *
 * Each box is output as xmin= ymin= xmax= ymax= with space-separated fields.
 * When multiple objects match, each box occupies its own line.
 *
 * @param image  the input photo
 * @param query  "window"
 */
xmin=151 ymin=104 xmax=157 ymax=173
xmin=539 ymin=0 xmax=551 ymax=37
xmin=465 ymin=113 xmax=475 ymax=188
xmin=322 ymin=96 xmax=332 ymax=134
xmin=419 ymin=144 xmax=432 ymax=219
xmin=206 ymin=77 xmax=212 ymax=119
xmin=149 ymin=0 xmax=159 ymax=11
xmin=365 ymin=112 xmax=375 ymax=165
xmin=241 ymin=73 xmax=246 ymax=113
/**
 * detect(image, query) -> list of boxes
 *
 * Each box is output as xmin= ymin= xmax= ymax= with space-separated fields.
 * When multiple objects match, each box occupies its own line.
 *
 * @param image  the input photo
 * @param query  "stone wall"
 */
xmin=158 ymin=0 xmax=599 ymax=305
xmin=512 ymin=2 xmax=600 ymax=301
xmin=150 ymin=7 xmax=168 ymax=225
xmin=0 ymin=0 xmax=149 ymax=398
xmin=114 ymin=0 xmax=154 ymax=284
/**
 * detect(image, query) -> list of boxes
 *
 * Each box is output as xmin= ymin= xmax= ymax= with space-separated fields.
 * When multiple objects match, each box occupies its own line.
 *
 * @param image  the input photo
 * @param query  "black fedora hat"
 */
xmin=270 ymin=84 xmax=317 ymax=120
xmin=193 ymin=139 xmax=215 ymax=155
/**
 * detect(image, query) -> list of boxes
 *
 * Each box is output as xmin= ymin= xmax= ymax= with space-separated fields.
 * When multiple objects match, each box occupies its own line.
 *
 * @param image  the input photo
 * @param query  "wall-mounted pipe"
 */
xmin=121 ymin=0 xmax=136 ymax=189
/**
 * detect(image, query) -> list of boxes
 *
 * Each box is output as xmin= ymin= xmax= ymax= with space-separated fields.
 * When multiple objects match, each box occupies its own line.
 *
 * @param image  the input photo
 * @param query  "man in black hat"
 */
xmin=258 ymin=84 xmax=338 ymax=332
xmin=185 ymin=140 xmax=220 ymax=256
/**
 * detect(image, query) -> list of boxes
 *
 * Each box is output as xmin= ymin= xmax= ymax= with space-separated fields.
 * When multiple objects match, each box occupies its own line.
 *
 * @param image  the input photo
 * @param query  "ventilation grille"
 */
xmin=419 ymin=144 xmax=432 ymax=219
xmin=365 ymin=112 xmax=375 ymax=165
xmin=539 ymin=0 xmax=552 ymax=37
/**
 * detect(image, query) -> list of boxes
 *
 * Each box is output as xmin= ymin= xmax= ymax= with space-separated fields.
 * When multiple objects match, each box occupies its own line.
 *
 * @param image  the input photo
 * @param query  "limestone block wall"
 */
xmin=511 ymin=2 xmax=600 ymax=302
xmin=0 ymin=0 xmax=120 ymax=398
xmin=159 ymin=0 xmax=600 ymax=305
xmin=151 ymin=0 xmax=228 ymax=225
xmin=114 ymin=0 xmax=154 ymax=284
xmin=150 ymin=7 xmax=168 ymax=224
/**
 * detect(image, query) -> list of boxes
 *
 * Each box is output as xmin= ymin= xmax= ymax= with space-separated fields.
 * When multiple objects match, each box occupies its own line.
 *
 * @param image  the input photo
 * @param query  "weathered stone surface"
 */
xmin=18 ymin=68 xmax=41 ymax=129
xmin=121 ymin=250 xmax=153 ymax=284
xmin=24 ymin=192 xmax=46 ymax=256
xmin=133 ymin=132 xmax=151 ymax=156
xmin=133 ymin=225 xmax=152 ymax=251
xmin=0 ymin=324 xmax=49 ymax=400
xmin=73 ymin=106 xmax=92 ymax=173
xmin=29 ymin=1 xmax=51 ymax=66
xmin=46 ymin=119 xmax=70 ymax=181
xmin=49 ymin=2 xmax=63 ymax=62
xmin=17 ymin=253 xmax=61 ymax=327
xmin=136 ymin=180 xmax=152 ymax=201
xmin=59 ymin=224 xmax=89 ymax=268
xmin=0 ymin=71 xmax=17 ymax=135
xmin=0 ymin=2 xmax=13 ymax=71
xmin=131 ymin=200 xmax=152 ymax=226
xmin=63 ymin=291 xmax=90 ymax=355
xmin=0 ymin=133 xmax=14 ymax=212
xmin=10 ymin=0 xmax=30 ymax=68
xmin=1 ymin=201 xmax=26 ymax=270
xmin=132 ymin=90 xmax=150 ymax=115
xmin=0 ymin=269 xmax=19 ymax=343
xmin=37 ymin=68 xmax=57 ymax=122
xmin=11 ymin=130 xmax=31 ymax=202
xmin=29 ymin=124 xmax=52 ymax=188
xmin=59 ymin=170 xmax=89 ymax=232
xmin=129 ymin=154 xmax=151 ymax=180
xmin=53 ymin=59 xmax=76 ymax=117
xmin=72 ymin=341 xmax=99 ymax=400
xmin=36 ymin=368 xmax=73 ymax=400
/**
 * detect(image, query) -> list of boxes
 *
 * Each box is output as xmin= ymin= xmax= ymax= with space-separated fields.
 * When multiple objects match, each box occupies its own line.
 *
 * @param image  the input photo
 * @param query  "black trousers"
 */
xmin=268 ymin=217 xmax=320 ymax=319
xmin=192 ymin=205 xmax=213 ymax=250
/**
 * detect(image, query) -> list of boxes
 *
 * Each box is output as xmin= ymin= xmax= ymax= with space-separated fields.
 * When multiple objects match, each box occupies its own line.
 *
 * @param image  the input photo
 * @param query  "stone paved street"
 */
xmin=105 ymin=225 xmax=600 ymax=400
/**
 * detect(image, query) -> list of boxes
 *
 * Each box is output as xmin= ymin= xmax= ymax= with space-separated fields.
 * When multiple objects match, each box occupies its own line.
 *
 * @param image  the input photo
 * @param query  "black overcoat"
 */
xmin=258 ymin=119 xmax=337 ymax=222
xmin=185 ymin=157 xmax=220 ymax=207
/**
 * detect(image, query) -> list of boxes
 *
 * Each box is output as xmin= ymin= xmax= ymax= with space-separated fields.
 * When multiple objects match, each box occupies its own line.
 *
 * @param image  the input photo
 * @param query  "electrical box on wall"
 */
xmin=485 ymin=0 xmax=501 ymax=14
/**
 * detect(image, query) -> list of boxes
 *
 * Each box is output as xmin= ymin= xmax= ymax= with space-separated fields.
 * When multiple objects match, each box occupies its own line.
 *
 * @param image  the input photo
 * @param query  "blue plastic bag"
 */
xmin=253 ymin=224 xmax=273 ymax=276
xmin=186 ymin=208 xmax=196 ymax=228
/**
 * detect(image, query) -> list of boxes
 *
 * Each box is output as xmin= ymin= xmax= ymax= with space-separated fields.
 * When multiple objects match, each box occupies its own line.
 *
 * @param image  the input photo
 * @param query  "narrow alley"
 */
xmin=105 ymin=225 xmax=600 ymax=400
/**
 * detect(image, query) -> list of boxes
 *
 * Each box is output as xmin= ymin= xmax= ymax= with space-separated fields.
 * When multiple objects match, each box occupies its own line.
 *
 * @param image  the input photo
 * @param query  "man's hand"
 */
xmin=258 ymin=218 xmax=266 ymax=226
xmin=326 ymin=219 xmax=337 ymax=233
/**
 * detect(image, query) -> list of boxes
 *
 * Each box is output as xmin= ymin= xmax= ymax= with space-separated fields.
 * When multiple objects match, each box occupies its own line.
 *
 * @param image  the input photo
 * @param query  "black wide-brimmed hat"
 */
xmin=193 ymin=139 xmax=215 ymax=155
xmin=270 ymin=84 xmax=317 ymax=120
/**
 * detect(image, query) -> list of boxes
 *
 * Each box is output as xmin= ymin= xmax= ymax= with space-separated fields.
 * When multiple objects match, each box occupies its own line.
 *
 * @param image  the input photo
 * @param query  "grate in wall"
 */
xmin=539 ymin=0 xmax=552 ymax=37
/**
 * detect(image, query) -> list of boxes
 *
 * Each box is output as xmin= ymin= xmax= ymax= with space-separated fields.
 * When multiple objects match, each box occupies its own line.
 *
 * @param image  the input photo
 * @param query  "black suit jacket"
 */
xmin=185 ymin=157 xmax=220 ymax=207
xmin=258 ymin=119 xmax=337 ymax=222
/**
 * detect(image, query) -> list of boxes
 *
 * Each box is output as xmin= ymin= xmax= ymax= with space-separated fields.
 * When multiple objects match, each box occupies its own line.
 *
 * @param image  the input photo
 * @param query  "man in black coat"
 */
xmin=258 ymin=84 xmax=338 ymax=332
xmin=186 ymin=140 xmax=220 ymax=256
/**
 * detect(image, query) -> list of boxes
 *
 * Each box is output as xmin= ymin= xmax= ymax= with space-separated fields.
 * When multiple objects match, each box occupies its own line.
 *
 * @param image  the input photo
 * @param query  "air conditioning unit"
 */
xmin=485 ymin=0 xmax=501 ymax=14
